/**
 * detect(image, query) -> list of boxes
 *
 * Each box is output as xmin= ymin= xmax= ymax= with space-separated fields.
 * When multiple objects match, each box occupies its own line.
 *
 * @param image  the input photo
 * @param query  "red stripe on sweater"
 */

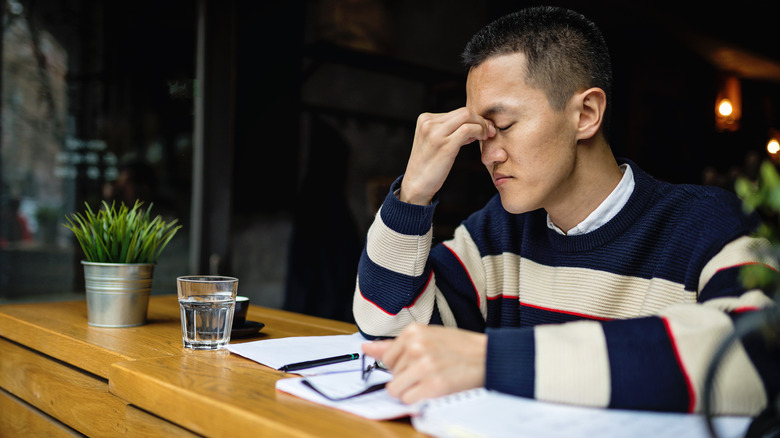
xmin=357 ymin=272 xmax=434 ymax=316
xmin=733 ymin=306 xmax=760 ymax=313
xmin=441 ymin=242 xmax=480 ymax=308
xmin=515 ymin=300 xmax=613 ymax=321
xmin=716 ymin=261 xmax=778 ymax=274
xmin=662 ymin=316 xmax=696 ymax=413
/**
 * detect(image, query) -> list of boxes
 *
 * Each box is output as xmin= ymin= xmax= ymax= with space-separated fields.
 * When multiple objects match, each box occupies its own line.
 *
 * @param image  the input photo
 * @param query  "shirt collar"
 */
xmin=547 ymin=163 xmax=635 ymax=236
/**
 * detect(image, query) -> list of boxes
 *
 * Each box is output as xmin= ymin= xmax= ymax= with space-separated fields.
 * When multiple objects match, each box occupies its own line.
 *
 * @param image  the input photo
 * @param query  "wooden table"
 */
xmin=0 ymin=295 xmax=425 ymax=437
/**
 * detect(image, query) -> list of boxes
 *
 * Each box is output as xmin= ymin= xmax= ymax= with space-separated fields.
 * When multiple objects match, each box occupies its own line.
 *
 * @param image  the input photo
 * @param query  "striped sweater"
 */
xmin=353 ymin=159 xmax=779 ymax=415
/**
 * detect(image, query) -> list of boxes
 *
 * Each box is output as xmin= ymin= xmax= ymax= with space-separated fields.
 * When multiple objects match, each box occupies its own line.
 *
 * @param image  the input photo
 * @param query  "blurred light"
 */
xmin=717 ymin=99 xmax=733 ymax=116
xmin=715 ymin=75 xmax=741 ymax=132
xmin=768 ymin=139 xmax=780 ymax=155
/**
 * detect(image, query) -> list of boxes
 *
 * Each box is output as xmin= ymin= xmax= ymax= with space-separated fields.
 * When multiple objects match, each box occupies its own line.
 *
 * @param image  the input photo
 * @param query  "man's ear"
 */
xmin=574 ymin=87 xmax=607 ymax=141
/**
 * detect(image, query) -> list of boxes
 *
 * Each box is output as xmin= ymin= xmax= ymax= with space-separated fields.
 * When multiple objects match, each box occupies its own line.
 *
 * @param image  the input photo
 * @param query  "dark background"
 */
xmin=5 ymin=0 xmax=780 ymax=320
xmin=234 ymin=0 xmax=780 ymax=213
xmin=232 ymin=0 xmax=780 ymax=320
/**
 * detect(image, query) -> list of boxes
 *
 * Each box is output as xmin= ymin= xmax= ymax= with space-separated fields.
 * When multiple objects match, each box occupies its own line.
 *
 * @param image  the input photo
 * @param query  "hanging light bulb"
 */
xmin=717 ymin=99 xmax=733 ymax=117
xmin=767 ymin=129 xmax=780 ymax=157
xmin=715 ymin=75 xmax=741 ymax=132
xmin=768 ymin=139 xmax=780 ymax=155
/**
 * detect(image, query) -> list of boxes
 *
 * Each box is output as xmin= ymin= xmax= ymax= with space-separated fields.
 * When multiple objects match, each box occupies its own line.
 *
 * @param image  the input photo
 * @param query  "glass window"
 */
xmin=0 ymin=0 xmax=196 ymax=302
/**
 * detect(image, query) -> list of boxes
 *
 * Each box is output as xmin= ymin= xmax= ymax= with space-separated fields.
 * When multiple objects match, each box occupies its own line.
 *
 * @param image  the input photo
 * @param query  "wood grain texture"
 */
xmin=0 ymin=296 xmax=357 ymax=378
xmin=0 ymin=297 xmax=182 ymax=378
xmin=0 ymin=337 xmax=127 ymax=436
xmin=125 ymin=405 xmax=200 ymax=438
xmin=110 ymin=354 xmax=425 ymax=438
xmin=0 ymin=296 xmax=424 ymax=437
xmin=0 ymin=388 xmax=82 ymax=437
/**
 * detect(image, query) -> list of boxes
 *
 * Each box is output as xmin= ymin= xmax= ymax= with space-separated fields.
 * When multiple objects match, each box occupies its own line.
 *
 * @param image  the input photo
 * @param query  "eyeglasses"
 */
xmin=361 ymin=354 xmax=388 ymax=381
xmin=301 ymin=355 xmax=389 ymax=401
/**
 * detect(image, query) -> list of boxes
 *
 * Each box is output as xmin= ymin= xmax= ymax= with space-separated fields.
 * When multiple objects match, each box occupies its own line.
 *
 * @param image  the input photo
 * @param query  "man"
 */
xmin=354 ymin=6 xmax=779 ymax=415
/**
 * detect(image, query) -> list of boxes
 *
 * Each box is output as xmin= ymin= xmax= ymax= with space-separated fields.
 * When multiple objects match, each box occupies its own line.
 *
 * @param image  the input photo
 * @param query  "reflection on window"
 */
xmin=2 ymin=1 xmax=67 ymax=245
xmin=0 ymin=0 xmax=196 ymax=302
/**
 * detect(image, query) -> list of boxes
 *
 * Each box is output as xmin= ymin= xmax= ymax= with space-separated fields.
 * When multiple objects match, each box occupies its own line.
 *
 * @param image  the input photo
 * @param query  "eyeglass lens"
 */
xmin=362 ymin=355 xmax=387 ymax=381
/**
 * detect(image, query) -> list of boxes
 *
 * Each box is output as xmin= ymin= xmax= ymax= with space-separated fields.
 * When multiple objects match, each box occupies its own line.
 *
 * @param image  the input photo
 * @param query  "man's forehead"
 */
xmin=465 ymin=85 xmax=511 ymax=116
xmin=466 ymin=96 xmax=517 ymax=119
xmin=465 ymin=53 xmax=528 ymax=112
xmin=465 ymin=76 xmax=518 ymax=116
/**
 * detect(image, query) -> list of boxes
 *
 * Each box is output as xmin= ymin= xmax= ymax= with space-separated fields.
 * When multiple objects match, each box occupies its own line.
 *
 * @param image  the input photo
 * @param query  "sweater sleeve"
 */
xmin=352 ymin=176 xmax=440 ymax=338
xmin=353 ymin=176 xmax=490 ymax=338
xmin=485 ymin=234 xmax=779 ymax=416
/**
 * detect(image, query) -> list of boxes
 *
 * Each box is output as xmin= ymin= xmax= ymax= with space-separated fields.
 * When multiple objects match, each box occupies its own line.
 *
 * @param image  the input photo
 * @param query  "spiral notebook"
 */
xmin=411 ymin=388 xmax=752 ymax=438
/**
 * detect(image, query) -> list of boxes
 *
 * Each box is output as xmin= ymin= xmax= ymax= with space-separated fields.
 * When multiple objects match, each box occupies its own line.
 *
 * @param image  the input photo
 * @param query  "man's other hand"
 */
xmin=400 ymin=108 xmax=496 ymax=206
xmin=362 ymin=323 xmax=487 ymax=404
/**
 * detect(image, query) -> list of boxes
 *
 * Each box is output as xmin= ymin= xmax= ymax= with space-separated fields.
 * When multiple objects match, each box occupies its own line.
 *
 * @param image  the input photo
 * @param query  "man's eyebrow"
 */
xmin=482 ymin=104 xmax=509 ymax=118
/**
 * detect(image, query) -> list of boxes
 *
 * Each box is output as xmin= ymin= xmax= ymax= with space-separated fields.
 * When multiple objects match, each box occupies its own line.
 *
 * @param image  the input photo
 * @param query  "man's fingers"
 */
xmin=417 ymin=108 xmax=495 ymax=147
xmin=397 ymin=379 xmax=445 ymax=405
xmin=402 ymin=108 xmax=496 ymax=206
xmin=363 ymin=324 xmax=424 ymax=372
xmin=486 ymin=119 xmax=497 ymax=137
xmin=437 ymin=107 xmax=486 ymax=135
xmin=361 ymin=339 xmax=391 ymax=361
xmin=384 ymin=350 xmax=435 ymax=401
xmin=452 ymin=120 xmax=494 ymax=145
xmin=387 ymin=358 xmax=449 ymax=404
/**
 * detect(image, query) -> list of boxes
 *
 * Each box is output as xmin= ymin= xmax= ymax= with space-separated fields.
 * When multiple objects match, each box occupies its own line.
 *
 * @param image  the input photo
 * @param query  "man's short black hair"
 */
xmin=462 ymin=6 xmax=613 ymax=138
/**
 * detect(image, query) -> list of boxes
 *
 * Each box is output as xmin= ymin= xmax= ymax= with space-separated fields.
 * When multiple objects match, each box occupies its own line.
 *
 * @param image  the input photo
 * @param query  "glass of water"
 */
xmin=176 ymin=276 xmax=239 ymax=350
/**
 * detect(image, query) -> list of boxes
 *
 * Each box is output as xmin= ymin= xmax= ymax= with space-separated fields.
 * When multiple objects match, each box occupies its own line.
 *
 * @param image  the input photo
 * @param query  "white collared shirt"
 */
xmin=547 ymin=164 xmax=634 ymax=236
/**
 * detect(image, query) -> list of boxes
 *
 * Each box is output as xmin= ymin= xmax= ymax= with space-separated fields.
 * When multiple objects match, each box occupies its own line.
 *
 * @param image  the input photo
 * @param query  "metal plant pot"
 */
xmin=82 ymin=261 xmax=155 ymax=327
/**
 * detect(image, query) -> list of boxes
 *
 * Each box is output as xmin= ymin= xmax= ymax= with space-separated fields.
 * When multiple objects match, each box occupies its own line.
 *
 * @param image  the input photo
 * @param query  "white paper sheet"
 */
xmin=302 ymin=369 xmax=393 ymax=400
xmin=411 ymin=388 xmax=753 ymax=438
xmin=227 ymin=332 xmax=369 ymax=375
xmin=234 ymin=332 xmax=753 ymax=437
xmin=276 ymin=375 xmax=419 ymax=420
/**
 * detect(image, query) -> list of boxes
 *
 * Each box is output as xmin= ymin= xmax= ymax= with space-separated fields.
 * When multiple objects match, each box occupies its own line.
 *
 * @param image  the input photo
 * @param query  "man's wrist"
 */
xmin=399 ymin=182 xmax=434 ymax=206
xmin=399 ymin=192 xmax=433 ymax=206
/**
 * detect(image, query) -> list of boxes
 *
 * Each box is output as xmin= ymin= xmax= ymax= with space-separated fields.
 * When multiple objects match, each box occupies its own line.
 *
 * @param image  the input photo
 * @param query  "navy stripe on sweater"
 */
xmin=603 ymin=317 xmax=691 ymax=412
xmin=357 ymin=160 xmax=774 ymax=413
xmin=486 ymin=295 xmax=607 ymax=328
xmin=729 ymin=310 xmax=780 ymax=398
xmin=486 ymin=327 xmax=536 ymax=399
xmin=430 ymin=244 xmax=485 ymax=332
xmin=460 ymin=163 xmax=758 ymax=295
xmin=357 ymin=247 xmax=431 ymax=315
xmin=699 ymin=266 xmax=751 ymax=302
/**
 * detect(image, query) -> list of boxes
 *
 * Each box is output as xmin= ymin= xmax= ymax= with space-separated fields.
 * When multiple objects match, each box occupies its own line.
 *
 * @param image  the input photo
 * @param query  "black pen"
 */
xmin=279 ymin=353 xmax=360 ymax=372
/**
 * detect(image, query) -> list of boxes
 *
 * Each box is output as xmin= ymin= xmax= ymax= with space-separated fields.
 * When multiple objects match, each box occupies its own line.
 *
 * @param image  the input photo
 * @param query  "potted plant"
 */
xmin=64 ymin=200 xmax=181 ymax=327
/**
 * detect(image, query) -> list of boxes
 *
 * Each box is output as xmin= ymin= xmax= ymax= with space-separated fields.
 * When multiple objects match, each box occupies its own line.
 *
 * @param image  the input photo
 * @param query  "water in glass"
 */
xmin=179 ymin=294 xmax=235 ymax=350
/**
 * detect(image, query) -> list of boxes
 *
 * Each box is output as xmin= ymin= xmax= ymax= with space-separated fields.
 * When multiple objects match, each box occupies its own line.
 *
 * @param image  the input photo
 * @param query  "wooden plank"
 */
xmin=0 ymin=297 xmax=419 ymax=437
xmin=233 ymin=306 xmax=357 ymax=341
xmin=154 ymin=295 xmax=358 ymax=340
xmin=0 ymin=337 xmax=127 ymax=436
xmin=0 ymin=300 xmax=133 ymax=378
xmin=0 ymin=296 xmax=356 ymax=379
xmin=0 ymin=388 xmax=83 ymax=437
xmin=125 ymin=405 xmax=200 ymax=438
xmin=245 ymin=305 xmax=356 ymax=333
xmin=0 ymin=298 xmax=183 ymax=378
xmin=110 ymin=354 xmax=425 ymax=438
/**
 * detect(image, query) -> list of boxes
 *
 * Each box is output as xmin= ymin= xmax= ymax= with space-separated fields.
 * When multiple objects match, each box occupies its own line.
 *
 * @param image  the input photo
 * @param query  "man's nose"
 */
xmin=481 ymin=137 xmax=507 ymax=167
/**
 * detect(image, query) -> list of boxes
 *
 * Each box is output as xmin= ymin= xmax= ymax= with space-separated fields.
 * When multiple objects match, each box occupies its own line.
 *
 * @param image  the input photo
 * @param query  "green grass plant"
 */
xmin=735 ymin=160 xmax=780 ymax=294
xmin=64 ymin=200 xmax=182 ymax=264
